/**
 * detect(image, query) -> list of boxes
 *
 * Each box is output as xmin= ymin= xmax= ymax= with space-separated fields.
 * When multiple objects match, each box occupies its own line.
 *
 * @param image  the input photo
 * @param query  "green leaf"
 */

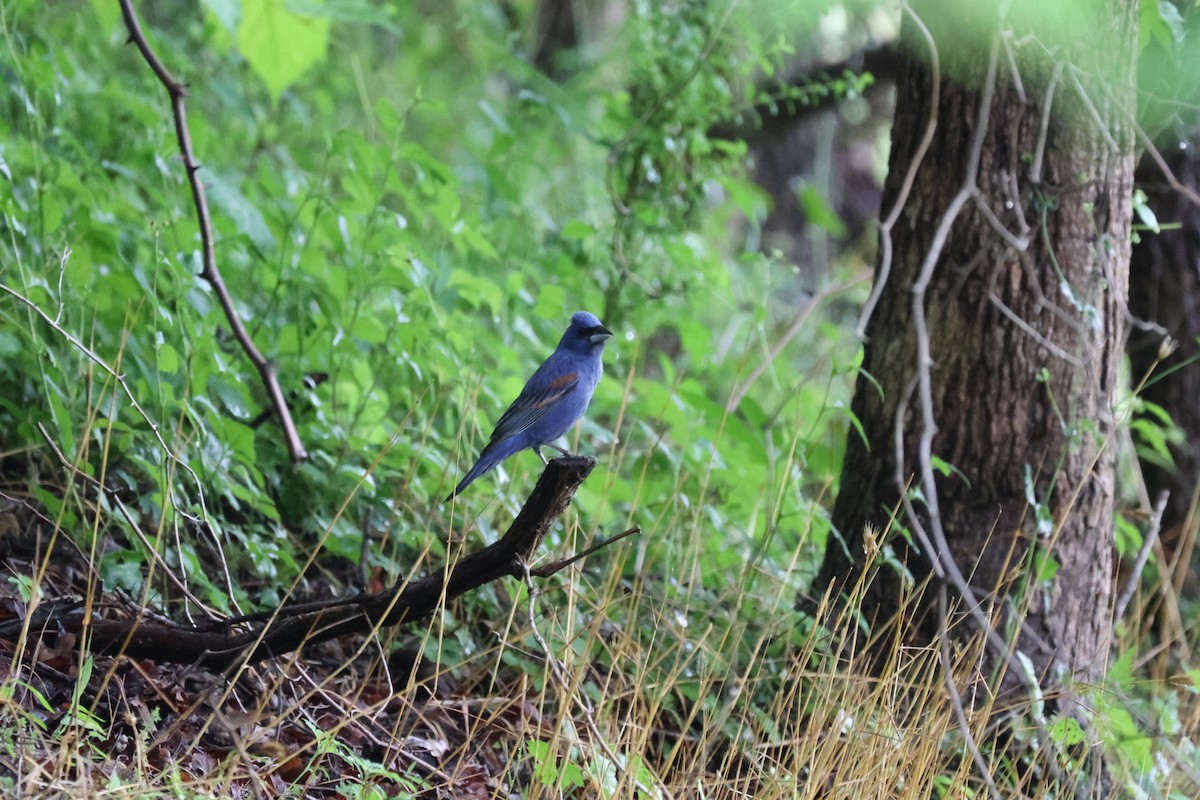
xmin=88 ymin=0 xmax=121 ymax=32
xmin=287 ymin=0 xmax=401 ymax=31
xmin=448 ymin=270 xmax=503 ymax=314
xmin=798 ymin=182 xmax=847 ymax=237
xmin=1114 ymin=514 xmax=1143 ymax=560
xmin=717 ymin=173 xmax=770 ymax=220
xmin=526 ymin=740 xmax=586 ymax=790
xmin=1132 ymin=189 xmax=1161 ymax=234
xmin=559 ymin=219 xmax=595 ymax=240
xmin=156 ymin=337 xmax=180 ymax=375
xmin=1032 ymin=546 xmax=1060 ymax=584
xmin=202 ymin=0 xmax=241 ymax=34
xmin=237 ymin=0 xmax=330 ymax=100
xmin=929 ymin=454 xmax=970 ymax=487
xmin=206 ymin=171 xmax=276 ymax=249
xmin=1050 ymin=716 xmax=1086 ymax=747
xmin=533 ymin=284 xmax=565 ymax=319
xmin=1157 ymin=0 xmax=1186 ymax=44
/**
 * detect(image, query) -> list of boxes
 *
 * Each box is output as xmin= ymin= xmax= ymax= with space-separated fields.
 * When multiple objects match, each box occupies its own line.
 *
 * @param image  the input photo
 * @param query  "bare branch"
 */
xmin=1136 ymin=124 xmax=1200 ymax=209
xmin=528 ymin=525 xmax=641 ymax=578
xmin=987 ymin=292 xmax=1084 ymax=365
xmin=1114 ymin=491 xmax=1168 ymax=623
xmin=117 ymin=0 xmax=307 ymax=463
xmin=856 ymin=4 xmax=943 ymax=339
xmin=888 ymin=22 xmax=1082 ymax=790
xmin=13 ymin=457 xmax=597 ymax=672
xmin=1028 ymin=60 xmax=1062 ymax=186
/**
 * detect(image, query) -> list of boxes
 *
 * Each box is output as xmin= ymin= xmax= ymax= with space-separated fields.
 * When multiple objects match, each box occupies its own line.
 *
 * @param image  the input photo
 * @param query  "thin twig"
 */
xmin=938 ymin=584 xmax=1003 ymax=800
xmin=971 ymin=188 xmax=1030 ymax=251
xmin=987 ymin=292 xmax=1084 ymax=365
xmin=117 ymin=0 xmax=307 ymax=462
xmin=1067 ymin=67 xmax=1120 ymax=154
xmin=1135 ymin=123 xmax=1200 ymax=209
xmin=528 ymin=526 xmax=641 ymax=578
xmin=856 ymin=3 xmax=942 ymax=339
xmin=1027 ymin=60 xmax=1062 ymax=187
xmin=726 ymin=274 xmax=869 ymax=413
xmin=1114 ymin=491 xmax=1168 ymax=623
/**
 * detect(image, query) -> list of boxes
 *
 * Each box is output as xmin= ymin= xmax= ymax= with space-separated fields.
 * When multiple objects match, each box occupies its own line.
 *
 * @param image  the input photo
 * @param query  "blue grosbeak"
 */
xmin=446 ymin=311 xmax=613 ymax=501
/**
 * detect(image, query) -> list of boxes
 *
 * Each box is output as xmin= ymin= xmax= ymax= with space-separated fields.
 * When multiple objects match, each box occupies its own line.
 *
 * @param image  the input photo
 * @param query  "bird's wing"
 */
xmin=488 ymin=370 xmax=579 ymax=443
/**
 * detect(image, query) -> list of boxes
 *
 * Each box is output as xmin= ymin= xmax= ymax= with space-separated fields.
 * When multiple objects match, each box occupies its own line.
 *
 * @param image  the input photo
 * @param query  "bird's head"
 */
xmin=561 ymin=310 xmax=613 ymax=355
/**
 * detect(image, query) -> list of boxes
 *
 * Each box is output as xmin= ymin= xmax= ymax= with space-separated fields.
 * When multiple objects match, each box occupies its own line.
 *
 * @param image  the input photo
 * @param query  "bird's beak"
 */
xmin=589 ymin=325 xmax=613 ymax=344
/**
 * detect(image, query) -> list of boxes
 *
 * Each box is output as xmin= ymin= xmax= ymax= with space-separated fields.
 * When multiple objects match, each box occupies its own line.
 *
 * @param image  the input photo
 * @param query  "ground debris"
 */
xmin=0 ymin=558 xmax=563 ymax=798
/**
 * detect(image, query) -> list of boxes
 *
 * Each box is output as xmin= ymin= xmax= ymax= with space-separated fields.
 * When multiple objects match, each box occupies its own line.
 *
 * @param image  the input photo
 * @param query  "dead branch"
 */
xmin=1114 ymin=490 xmax=1169 ymax=623
xmin=528 ymin=525 xmax=641 ymax=578
xmin=16 ymin=457 xmax=600 ymax=672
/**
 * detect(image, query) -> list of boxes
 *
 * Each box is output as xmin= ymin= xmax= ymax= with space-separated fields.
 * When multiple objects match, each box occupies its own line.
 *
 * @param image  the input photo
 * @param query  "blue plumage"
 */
xmin=446 ymin=311 xmax=613 ymax=501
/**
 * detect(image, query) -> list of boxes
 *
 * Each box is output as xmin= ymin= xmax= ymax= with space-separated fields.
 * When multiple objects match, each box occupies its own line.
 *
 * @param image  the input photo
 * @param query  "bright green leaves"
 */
xmin=1140 ymin=0 xmax=1186 ymax=51
xmin=237 ymin=0 xmax=330 ymax=101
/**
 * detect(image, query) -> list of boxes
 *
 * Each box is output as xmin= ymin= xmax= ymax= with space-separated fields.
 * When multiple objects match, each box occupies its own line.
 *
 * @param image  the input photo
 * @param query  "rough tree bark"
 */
xmin=819 ymin=0 xmax=1137 ymax=697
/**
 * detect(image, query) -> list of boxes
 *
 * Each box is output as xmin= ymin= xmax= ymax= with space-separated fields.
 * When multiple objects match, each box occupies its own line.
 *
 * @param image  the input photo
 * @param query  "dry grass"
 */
xmin=4 ymin=479 xmax=1197 ymax=800
xmin=1 ymin=336 xmax=1197 ymax=798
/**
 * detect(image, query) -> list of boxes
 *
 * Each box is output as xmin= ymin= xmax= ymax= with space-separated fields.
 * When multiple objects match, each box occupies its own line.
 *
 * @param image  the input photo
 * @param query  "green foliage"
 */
xmin=1130 ymin=396 xmax=1185 ymax=472
xmin=526 ymin=739 xmax=587 ymax=792
xmin=0 ymin=0 xmax=876 ymax=792
xmin=1093 ymin=649 xmax=1176 ymax=793
xmin=236 ymin=0 xmax=332 ymax=100
xmin=55 ymin=656 xmax=106 ymax=744
xmin=1138 ymin=0 xmax=1200 ymax=141
xmin=14 ymin=1 xmax=1193 ymax=797
xmin=307 ymin=720 xmax=425 ymax=799
xmin=1141 ymin=0 xmax=1187 ymax=51
xmin=0 ymin=0 xmax=855 ymax=612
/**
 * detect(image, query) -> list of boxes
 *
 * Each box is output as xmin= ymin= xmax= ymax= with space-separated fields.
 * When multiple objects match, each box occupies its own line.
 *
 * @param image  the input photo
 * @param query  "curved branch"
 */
xmin=118 ymin=0 xmax=307 ymax=463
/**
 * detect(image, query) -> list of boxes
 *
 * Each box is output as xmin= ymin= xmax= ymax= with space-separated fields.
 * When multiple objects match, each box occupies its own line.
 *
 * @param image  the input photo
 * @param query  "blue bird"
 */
xmin=446 ymin=311 xmax=613 ymax=502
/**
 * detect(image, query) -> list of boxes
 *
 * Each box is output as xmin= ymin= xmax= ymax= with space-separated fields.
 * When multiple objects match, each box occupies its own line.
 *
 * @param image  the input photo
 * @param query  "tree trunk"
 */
xmin=819 ymin=1 xmax=1137 ymax=698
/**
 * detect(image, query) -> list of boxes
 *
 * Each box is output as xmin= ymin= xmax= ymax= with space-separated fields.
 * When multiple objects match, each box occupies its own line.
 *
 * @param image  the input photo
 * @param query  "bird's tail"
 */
xmin=444 ymin=439 xmax=519 ymax=502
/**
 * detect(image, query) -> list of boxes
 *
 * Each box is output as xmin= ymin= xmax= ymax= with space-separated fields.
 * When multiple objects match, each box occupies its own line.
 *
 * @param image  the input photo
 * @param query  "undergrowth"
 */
xmin=0 ymin=2 xmax=1198 ymax=798
xmin=2 ymin=413 xmax=1197 ymax=798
